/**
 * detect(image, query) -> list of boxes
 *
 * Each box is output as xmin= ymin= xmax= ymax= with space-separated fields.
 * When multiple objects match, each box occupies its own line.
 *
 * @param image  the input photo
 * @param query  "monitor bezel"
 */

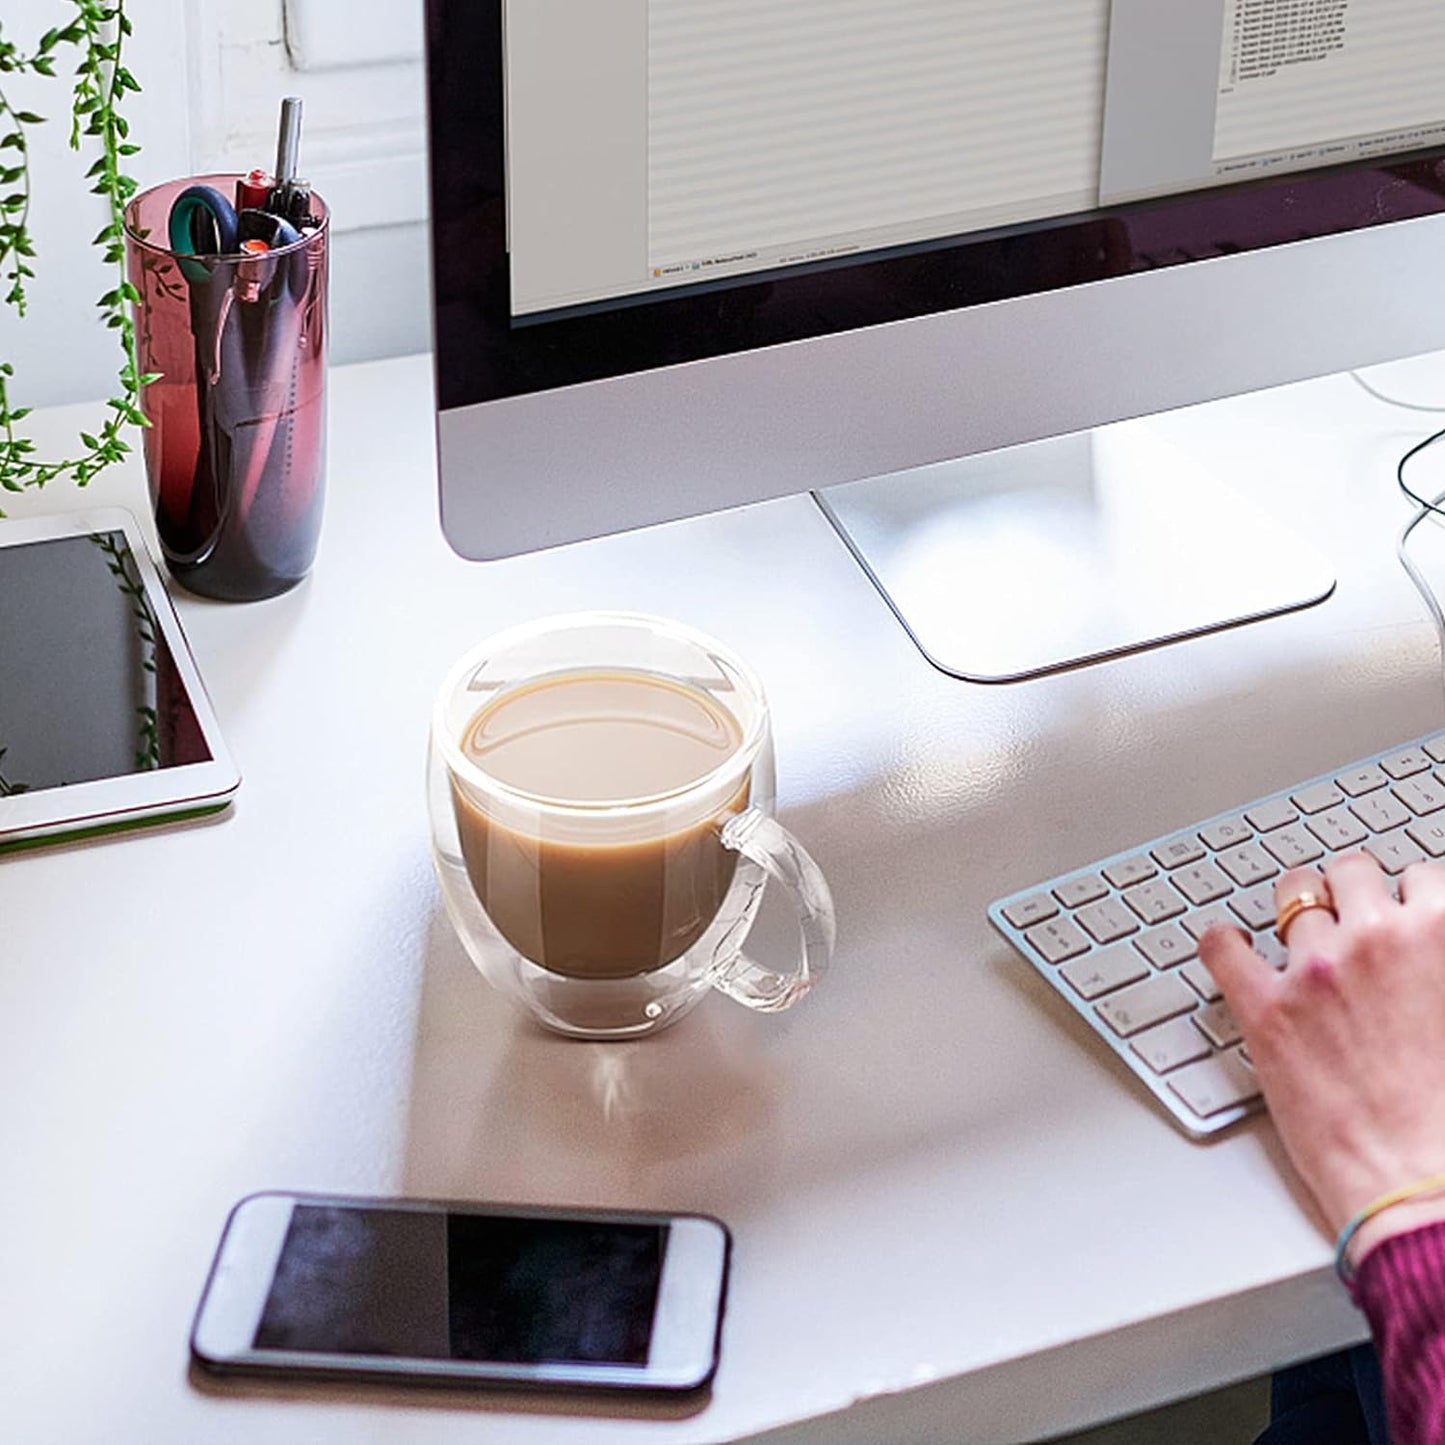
xmin=425 ymin=0 xmax=1445 ymax=562
xmin=427 ymin=0 xmax=1445 ymax=411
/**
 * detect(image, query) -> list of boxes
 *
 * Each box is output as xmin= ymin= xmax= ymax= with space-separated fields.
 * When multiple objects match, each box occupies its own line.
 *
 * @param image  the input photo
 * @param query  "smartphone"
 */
xmin=191 ymin=1192 xmax=730 ymax=1394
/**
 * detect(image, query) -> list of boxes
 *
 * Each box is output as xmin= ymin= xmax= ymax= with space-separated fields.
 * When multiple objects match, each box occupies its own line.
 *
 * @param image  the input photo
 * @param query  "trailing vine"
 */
xmin=90 ymin=529 xmax=160 ymax=770
xmin=0 ymin=2 xmax=153 ymax=499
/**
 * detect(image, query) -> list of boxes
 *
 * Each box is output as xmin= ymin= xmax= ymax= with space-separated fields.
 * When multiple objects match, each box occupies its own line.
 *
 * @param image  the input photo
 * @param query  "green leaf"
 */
xmin=12 ymin=112 xmax=43 ymax=125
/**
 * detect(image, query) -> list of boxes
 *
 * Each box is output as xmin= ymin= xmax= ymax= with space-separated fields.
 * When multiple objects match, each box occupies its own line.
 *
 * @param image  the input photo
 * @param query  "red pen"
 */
xmin=235 ymin=168 xmax=272 ymax=212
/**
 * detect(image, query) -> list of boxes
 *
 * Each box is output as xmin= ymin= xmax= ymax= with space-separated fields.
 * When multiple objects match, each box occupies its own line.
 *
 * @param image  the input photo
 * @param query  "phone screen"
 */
xmin=251 ymin=1204 xmax=667 ymax=1366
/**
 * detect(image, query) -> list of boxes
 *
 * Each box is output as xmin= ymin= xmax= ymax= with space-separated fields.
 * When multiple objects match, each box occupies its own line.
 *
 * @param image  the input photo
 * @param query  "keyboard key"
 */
xmin=1095 ymin=974 xmax=1197 ymax=1037
xmin=1260 ymin=826 xmax=1324 ymax=868
xmin=1363 ymin=830 xmax=1427 ymax=875
xmin=1171 ymin=861 xmax=1233 ymax=906
xmin=1215 ymin=842 xmax=1278 ymax=888
xmin=1393 ymin=775 xmax=1445 ymax=816
xmin=1181 ymin=960 xmax=1222 ymax=1001
xmin=1381 ymin=748 xmax=1431 ymax=779
xmin=1336 ymin=765 xmax=1388 ymax=796
xmin=1182 ymin=905 xmax=1237 ymax=940
xmin=1291 ymin=781 xmax=1343 ymax=815
xmin=1003 ymin=893 xmax=1059 ymax=929
xmin=1351 ymin=792 xmax=1411 ymax=834
xmin=1131 ymin=1016 xmax=1213 ymax=1075
xmin=1425 ymin=735 xmax=1445 ymax=764
xmin=1136 ymin=923 xmax=1197 ymax=969
xmin=1168 ymin=1049 xmax=1260 ymax=1118
xmin=1103 ymin=855 xmax=1157 ymax=890
xmin=1060 ymin=942 xmax=1150 ymax=1001
xmin=1053 ymin=874 xmax=1108 ymax=909
xmin=1245 ymin=798 xmax=1297 ymax=833
xmin=1194 ymin=1000 xmax=1244 ymax=1048
xmin=1122 ymin=880 xmax=1188 ymax=925
xmin=1407 ymin=819 xmax=1445 ymax=857
xmin=1306 ymin=806 xmax=1368 ymax=852
xmin=1229 ymin=883 xmax=1278 ymax=932
xmin=1152 ymin=835 xmax=1206 ymax=870
xmin=1076 ymin=897 xmax=1140 ymax=944
xmin=1199 ymin=816 xmax=1252 ymax=850
xmin=1024 ymin=916 xmax=1090 ymax=964
xmin=1255 ymin=931 xmax=1288 ymax=969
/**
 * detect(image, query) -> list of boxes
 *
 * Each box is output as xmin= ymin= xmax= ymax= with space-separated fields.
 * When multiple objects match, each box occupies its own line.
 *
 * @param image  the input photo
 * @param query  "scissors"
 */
xmin=165 ymin=186 xmax=305 ymax=564
xmin=167 ymin=184 xmax=239 ymax=282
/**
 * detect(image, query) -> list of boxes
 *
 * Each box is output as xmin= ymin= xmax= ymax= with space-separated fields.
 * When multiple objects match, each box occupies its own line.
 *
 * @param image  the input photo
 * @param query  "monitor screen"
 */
xmin=431 ymin=0 xmax=1445 ymax=406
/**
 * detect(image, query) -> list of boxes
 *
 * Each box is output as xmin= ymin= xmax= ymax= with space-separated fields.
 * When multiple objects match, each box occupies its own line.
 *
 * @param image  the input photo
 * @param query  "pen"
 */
xmin=268 ymin=97 xmax=308 ymax=223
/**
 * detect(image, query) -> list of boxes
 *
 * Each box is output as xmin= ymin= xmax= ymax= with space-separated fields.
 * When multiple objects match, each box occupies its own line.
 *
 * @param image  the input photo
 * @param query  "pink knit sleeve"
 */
xmin=1352 ymin=1220 xmax=1445 ymax=1445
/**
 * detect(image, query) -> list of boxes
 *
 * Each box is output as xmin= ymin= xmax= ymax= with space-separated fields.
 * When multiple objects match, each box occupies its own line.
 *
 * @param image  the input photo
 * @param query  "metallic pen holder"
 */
xmin=125 ymin=175 xmax=328 ymax=602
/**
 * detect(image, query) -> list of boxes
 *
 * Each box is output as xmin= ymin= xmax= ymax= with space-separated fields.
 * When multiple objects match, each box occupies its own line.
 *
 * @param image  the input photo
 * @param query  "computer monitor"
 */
xmin=425 ymin=0 xmax=1445 ymax=680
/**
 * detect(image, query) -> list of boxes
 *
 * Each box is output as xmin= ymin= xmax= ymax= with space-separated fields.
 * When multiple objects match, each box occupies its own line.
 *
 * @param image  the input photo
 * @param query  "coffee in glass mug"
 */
xmin=428 ymin=613 xmax=834 ymax=1038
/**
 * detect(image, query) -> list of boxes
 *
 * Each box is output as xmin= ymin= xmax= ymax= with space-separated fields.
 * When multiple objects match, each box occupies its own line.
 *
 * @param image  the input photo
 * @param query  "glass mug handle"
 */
xmin=711 ymin=808 xmax=836 ymax=1011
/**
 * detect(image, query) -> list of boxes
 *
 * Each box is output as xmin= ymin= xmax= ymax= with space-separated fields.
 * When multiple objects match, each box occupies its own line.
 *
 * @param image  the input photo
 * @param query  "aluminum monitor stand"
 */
xmin=815 ymin=420 xmax=1336 ymax=683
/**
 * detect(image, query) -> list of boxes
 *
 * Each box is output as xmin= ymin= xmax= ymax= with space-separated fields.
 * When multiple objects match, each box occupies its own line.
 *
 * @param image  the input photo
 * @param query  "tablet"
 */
xmin=0 ymin=509 xmax=239 ymax=851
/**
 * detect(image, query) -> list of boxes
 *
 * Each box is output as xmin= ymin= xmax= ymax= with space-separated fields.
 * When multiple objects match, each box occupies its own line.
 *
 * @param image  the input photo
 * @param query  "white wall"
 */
xmin=2 ymin=0 xmax=430 ymax=409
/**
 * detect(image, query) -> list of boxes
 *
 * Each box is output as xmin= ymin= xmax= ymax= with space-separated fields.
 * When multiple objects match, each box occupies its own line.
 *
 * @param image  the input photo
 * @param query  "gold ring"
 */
xmin=1276 ymin=889 xmax=1335 ymax=943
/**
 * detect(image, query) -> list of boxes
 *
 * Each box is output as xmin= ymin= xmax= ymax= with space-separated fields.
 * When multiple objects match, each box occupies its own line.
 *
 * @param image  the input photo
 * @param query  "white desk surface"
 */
xmin=6 ymin=351 xmax=1445 ymax=1444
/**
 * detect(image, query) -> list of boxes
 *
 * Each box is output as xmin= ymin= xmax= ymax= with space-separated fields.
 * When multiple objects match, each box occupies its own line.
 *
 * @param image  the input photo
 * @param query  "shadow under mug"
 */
xmin=427 ymin=612 xmax=836 ymax=1039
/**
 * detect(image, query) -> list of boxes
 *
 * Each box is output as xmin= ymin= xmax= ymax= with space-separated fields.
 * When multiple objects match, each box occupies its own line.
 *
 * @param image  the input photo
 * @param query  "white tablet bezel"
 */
xmin=0 ymin=508 xmax=240 ymax=849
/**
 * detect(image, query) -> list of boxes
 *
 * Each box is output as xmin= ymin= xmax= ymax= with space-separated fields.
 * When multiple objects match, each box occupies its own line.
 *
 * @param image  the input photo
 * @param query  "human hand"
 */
xmin=1199 ymin=851 xmax=1445 ymax=1266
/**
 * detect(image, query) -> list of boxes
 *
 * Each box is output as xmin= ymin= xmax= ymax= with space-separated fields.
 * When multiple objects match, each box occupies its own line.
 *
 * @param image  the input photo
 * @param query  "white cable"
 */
xmin=1350 ymin=369 xmax=1445 ymax=413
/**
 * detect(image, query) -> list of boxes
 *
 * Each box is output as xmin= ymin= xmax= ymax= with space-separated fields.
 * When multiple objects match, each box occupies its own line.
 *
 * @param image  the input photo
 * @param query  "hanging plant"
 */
xmin=0 ymin=1 xmax=152 ymax=500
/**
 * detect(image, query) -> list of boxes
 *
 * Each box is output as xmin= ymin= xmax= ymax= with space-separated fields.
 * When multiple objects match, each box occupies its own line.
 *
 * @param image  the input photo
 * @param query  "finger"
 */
xmin=1399 ymin=859 xmax=1445 ymax=908
xmin=1322 ymin=849 xmax=1393 ymax=922
xmin=1198 ymin=923 xmax=1275 ymax=1031
xmin=1273 ymin=865 xmax=1337 ymax=958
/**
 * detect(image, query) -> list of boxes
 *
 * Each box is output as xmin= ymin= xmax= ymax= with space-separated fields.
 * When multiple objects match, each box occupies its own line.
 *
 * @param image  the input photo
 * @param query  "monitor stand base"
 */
xmin=814 ymin=420 xmax=1336 ymax=683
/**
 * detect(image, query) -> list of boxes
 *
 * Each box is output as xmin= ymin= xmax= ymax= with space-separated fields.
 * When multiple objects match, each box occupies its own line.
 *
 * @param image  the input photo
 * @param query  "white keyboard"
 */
xmin=990 ymin=731 xmax=1445 ymax=1138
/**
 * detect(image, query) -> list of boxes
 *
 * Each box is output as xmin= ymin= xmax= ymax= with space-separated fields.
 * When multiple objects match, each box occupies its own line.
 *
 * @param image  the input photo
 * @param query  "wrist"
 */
xmin=1349 ymin=1195 xmax=1445 ymax=1270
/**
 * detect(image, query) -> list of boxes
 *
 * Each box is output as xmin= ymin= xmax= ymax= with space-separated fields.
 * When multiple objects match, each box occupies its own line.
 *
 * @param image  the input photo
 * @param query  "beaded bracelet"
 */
xmin=1334 ymin=1172 xmax=1445 ymax=1285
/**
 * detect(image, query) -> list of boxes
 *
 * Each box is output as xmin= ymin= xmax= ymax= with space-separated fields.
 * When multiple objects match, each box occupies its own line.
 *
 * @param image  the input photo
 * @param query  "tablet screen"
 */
xmin=0 ymin=530 xmax=213 ymax=798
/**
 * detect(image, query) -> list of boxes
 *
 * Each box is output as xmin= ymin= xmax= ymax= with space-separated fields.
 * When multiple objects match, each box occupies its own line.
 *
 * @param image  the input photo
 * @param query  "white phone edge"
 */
xmin=0 ymin=508 xmax=240 ymax=846
xmin=190 ymin=1191 xmax=730 ymax=1393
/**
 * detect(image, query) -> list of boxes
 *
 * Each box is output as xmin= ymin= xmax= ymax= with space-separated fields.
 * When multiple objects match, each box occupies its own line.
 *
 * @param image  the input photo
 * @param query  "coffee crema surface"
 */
xmin=452 ymin=670 xmax=748 ymax=979
xmin=460 ymin=669 xmax=741 ymax=801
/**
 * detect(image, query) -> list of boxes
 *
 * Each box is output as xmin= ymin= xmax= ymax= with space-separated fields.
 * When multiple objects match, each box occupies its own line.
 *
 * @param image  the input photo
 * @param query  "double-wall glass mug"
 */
xmin=428 ymin=613 xmax=835 ymax=1038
